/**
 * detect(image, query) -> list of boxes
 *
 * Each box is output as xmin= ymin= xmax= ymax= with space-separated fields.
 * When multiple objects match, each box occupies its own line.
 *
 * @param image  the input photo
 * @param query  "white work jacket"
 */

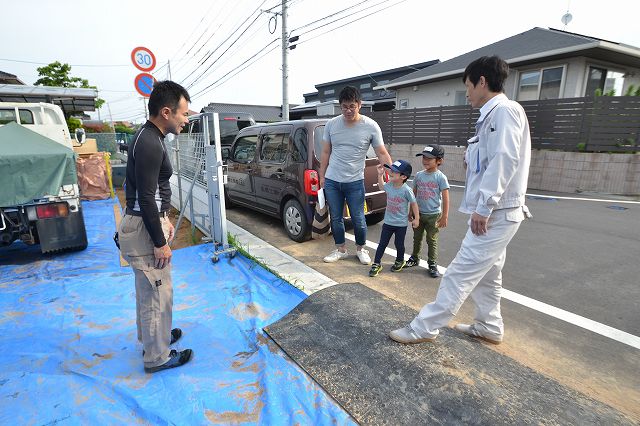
xmin=460 ymin=94 xmax=531 ymax=217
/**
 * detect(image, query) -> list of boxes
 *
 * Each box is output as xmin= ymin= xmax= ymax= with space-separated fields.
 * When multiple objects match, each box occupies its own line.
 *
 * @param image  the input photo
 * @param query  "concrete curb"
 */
xmin=227 ymin=221 xmax=337 ymax=295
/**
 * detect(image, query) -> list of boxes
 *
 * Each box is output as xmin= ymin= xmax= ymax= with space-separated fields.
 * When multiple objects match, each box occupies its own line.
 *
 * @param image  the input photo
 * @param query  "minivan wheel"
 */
xmin=282 ymin=199 xmax=309 ymax=242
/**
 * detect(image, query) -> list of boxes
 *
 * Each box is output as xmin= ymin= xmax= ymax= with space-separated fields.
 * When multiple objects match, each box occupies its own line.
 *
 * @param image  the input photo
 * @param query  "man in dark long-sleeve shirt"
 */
xmin=119 ymin=81 xmax=193 ymax=373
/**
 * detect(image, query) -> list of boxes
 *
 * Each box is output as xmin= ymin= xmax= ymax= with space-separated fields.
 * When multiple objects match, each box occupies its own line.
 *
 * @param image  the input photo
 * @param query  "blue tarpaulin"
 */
xmin=0 ymin=199 xmax=354 ymax=425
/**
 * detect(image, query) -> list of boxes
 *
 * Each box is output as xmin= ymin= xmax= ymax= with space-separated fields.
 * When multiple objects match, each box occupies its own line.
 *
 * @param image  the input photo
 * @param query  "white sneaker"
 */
xmin=323 ymin=249 xmax=349 ymax=263
xmin=356 ymin=249 xmax=371 ymax=265
xmin=454 ymin=323 xmax=503 ymax=344
xmin=389 ymin=325 xmax=437 ymax=344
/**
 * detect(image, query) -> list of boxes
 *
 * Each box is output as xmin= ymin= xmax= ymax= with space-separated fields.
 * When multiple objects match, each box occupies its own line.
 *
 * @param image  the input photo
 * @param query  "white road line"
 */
xmin=346 ymin=233 xmax=640 ymax=350
xmin=447 ymin=184 xmax=640 ymax=204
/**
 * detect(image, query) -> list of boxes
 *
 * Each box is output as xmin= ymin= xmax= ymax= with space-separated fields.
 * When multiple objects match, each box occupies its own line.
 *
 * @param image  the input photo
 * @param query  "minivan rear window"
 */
xmin=292 ymin=128 xmax=307 ymax=163
xmin=313 ymin=126 xmax=324 ymax=161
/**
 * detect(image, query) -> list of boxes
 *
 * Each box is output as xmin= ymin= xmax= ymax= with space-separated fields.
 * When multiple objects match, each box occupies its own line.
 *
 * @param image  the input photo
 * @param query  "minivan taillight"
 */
xmin=304 ymin=170 xmax=319 ymax=195
xmin=36 ymin=203 xmax=69 ymax=219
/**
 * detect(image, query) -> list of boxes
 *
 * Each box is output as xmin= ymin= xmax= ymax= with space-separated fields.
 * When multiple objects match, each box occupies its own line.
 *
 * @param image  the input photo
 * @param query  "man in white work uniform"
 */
xmin=390 ymin=55 xmax=532 ymax=345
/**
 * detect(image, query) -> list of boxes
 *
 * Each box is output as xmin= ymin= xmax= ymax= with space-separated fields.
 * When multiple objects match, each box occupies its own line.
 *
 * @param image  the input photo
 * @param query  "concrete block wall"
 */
xmin=386 ymin=144 xmax=640 ymax=196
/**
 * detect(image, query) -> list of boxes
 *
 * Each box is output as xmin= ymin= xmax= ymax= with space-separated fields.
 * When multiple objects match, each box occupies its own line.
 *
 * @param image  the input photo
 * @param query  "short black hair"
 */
xmin=148 ymin=80 xmax=191 ymax=117
xmin=339 ymin=86 xmax=361 ymax=104
xmin=462 ymin=56 xmax=509 ymax=93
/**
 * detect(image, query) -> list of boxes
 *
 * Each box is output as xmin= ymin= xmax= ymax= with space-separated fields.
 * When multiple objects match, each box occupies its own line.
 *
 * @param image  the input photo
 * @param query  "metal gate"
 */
xmin=165 ymin=112 xmax=234 ymax=260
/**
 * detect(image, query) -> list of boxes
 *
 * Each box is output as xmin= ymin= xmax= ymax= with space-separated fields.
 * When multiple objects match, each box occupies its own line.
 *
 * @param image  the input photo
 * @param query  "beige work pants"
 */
xmin=118 ymin=214 xmax=173 ymax=368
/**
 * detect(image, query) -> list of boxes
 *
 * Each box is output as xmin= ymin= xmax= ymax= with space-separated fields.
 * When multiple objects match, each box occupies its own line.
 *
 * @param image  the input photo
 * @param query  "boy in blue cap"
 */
xmin=406 ymin=144 xmax=450 ymax=278
xmin=369 ymin=160 xmax=419 ymax=277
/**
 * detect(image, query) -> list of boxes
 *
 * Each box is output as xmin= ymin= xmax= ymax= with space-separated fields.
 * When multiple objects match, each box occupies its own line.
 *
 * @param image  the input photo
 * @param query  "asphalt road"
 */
xmin=225 ymin=185 xmax=640 ymax=421
xmin=367 ymin=185 xmax=640 ymax=336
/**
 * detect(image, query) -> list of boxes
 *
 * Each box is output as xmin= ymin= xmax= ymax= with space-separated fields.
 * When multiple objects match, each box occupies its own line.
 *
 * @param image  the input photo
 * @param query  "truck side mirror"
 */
xmin=75 ymin=128 xmax=86 ymax=145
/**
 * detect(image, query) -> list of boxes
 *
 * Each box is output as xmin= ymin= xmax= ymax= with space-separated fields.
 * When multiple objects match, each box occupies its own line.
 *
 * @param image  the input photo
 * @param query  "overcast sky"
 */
xmin=2 ymin=0 xmax=640 ymax=123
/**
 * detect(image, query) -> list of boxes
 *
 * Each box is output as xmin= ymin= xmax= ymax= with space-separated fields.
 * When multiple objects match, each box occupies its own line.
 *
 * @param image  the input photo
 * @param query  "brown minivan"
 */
xmin=225 ymin=119 xmax=386 ymax=242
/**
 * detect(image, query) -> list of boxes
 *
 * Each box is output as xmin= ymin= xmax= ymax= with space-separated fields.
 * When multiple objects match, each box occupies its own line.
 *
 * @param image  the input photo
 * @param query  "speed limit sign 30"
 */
xmin=131 ymin=46 xmax=156 ymax=72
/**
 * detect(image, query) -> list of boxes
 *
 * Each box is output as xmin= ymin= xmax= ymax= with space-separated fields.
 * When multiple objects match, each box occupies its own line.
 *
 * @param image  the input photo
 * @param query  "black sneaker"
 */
xmin=428 ymin=263 xmax=441 ymax=278
xmin=144 ymin=349 xmax=193 ymax=373
xmin=391 ymin=260 xmax=406 ymax=272
xmin=143 ymin=328 xmax=183 ymax=356
xmin=369 ymin=263 xmax=382 ymax=277
xmin=405 ymin=256 xmax=419 ymax=267
xmin=170 ymin=328 xmax=182 ymax=345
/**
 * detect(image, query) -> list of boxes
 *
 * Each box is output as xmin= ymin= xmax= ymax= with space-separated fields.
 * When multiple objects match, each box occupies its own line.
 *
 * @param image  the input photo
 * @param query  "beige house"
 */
xmin=376 ymin=27 xmax=640 ymax=109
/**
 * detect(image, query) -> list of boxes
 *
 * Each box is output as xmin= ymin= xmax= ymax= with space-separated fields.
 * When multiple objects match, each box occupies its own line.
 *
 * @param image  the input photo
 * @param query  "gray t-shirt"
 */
xmin=412 ymin=169 xmax=450 ymax=214
xmin=323 ymin=114 xmax=384 ymax=182
xmin=383 ymin=182 xmax=416 ymax=227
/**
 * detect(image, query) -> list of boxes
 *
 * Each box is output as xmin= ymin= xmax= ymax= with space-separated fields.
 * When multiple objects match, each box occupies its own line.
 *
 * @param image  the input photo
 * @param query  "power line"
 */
xmin=169 ymin=1 xmax=251 ymax=78
xmin=290 ymin=0 xmax=370 ymax=33
xmin=173 ymin=0 xmax=282 ymax=88
xmin=169 ymin=0 xmax=222 ymax=60
xmin=183 ymin=0 xmax=269 ymax=87
xmin=184 ymin=18 xmax=268 ymax=94
xmin=182 ymin=0 xmax=270 ymax=89
xmin=191 ymin=38 xmax=280 ymax=100
xmin=295 ymin=0 xmax=407 ymax=45
xmin=295 ymin=0 xmax=395 ymax=37
xmin=0 ymin=57 xmax=128 ymax=67
xmin=200 ymin=44 xmax=280 ymax=97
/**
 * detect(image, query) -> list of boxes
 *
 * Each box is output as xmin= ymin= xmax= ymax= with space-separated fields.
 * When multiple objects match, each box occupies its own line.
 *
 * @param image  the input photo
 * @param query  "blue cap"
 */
xmin=384 ymin=159 xmax=412 ymax=177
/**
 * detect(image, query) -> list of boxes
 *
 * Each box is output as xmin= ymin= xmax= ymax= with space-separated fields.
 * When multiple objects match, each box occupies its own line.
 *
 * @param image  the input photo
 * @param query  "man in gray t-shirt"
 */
xmin=319 ymin=86 xmax=392 ymax=265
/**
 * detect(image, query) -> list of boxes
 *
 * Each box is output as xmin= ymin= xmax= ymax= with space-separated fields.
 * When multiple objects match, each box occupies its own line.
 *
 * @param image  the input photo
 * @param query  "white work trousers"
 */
xmin=410 ymin=207 xmax=525 ymax=339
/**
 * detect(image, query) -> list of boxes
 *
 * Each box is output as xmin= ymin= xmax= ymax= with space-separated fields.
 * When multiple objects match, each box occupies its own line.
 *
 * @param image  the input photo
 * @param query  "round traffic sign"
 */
xmin=131 ymin=46 xmax=156 ymax=72
xmin=134 ymin=73 xmax=156 ymax=97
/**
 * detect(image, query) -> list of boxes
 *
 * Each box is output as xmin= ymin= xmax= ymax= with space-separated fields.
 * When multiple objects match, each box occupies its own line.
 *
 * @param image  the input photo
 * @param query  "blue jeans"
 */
xmin=374 ymin=223 xmax=407 ymax=264
xmin=324 ymin=178 xmax=367 ymax=247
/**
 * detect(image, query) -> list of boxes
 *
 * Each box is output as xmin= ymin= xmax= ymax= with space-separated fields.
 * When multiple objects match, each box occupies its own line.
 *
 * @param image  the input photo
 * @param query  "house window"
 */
xmin=360 ymin=83 xmax=371 ymax=89
xmin=585 ymin=66 xmax=625 ymax=96
xmin=517 ymin=66 xmax=564 ymax=101
xmin=454 ymin=91 xmax=467 ymax=106
xmin=324 ymin=89 xmax=335 ymax=95
xmin=399 ymin=99 xmax=409 ymax=109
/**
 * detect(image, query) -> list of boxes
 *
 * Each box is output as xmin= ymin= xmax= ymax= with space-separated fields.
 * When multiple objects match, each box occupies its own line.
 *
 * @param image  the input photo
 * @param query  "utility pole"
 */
xmin=107 ymin=102 xmax=115 ymax=132
xmin=141 ymin=97 xmax=148 ymax=120
xmin=281 ymin=0 xmax=289 ymax=121
xmin=168 ymin=60 xmax=172 ymax=80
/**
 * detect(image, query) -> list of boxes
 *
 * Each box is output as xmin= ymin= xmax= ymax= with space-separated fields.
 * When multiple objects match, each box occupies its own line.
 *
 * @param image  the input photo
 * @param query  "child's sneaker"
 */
xmin=405 ymin=256 xmax=419 ymax=267
xmin=390 ymin=260 xmax=406 ymax=272
xmin=369 ymin=263 xmax=382 ymax=277
xmin=428 ymin=263 xmax=441 ymax=278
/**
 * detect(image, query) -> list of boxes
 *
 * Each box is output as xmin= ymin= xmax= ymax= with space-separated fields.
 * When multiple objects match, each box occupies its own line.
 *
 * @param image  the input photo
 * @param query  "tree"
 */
xmin=114 ymin=124 xmax=135 ymax=135
xmin=66 ymin=117 xmax=82 ymax=134
xmin=34 ymin=61 xmax=105 ymax=112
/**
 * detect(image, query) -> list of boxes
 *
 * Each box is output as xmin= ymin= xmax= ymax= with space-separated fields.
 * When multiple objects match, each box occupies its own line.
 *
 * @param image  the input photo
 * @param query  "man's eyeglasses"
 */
xmin=340 ymin=104 xmax=359 ymax=112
